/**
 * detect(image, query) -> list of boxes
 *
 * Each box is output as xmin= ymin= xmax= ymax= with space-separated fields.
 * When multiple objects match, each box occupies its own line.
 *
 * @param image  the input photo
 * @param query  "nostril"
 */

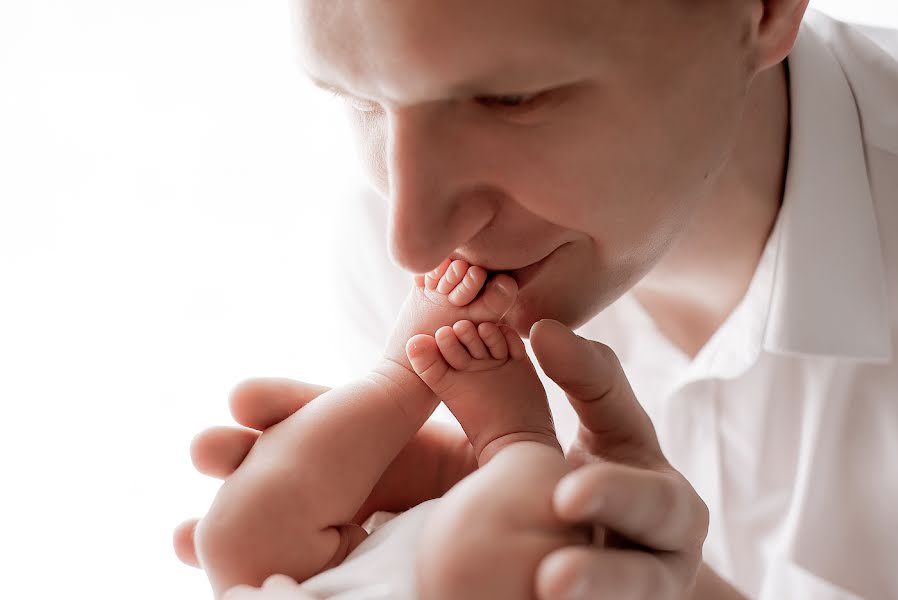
xmin=387 ymin=186 xmax=500 ymax=274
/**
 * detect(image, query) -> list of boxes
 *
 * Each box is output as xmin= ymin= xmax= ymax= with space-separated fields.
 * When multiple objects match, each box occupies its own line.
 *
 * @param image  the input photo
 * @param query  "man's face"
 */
xmin=293 ymin=0 xmax=759 ymax=334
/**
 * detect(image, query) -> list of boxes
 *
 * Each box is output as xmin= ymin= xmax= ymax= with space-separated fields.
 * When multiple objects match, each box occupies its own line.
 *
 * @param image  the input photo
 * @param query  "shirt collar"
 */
xmin=762 ymin=12 xmax=893 ymax=363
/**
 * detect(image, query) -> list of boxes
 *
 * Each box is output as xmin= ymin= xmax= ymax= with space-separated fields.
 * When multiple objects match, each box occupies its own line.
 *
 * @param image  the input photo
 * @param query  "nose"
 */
xmin=384 ymin=105 xmax=496 ymax=274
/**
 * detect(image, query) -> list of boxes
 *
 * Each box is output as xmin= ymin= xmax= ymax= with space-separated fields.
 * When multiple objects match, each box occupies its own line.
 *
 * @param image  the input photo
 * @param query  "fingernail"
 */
xmin=563 ymin=575 xmax=591 ymax=600
xmin=555 ymin=474 xmax=603 ymax=521
xmin=545 ymin=318 xmax=577 ymax=338
xmin=495 ymin=278 xmax=514 ymax=295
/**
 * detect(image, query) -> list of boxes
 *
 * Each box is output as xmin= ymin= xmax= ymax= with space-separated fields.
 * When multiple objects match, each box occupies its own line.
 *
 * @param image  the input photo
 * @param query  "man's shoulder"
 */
xmin=806 ymin=10 xmax=898 ymax=156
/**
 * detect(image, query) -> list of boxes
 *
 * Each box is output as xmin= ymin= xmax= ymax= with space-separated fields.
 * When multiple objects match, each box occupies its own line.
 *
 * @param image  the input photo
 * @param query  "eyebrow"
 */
xmin=307 ymin=61 xmax=576 ymax=103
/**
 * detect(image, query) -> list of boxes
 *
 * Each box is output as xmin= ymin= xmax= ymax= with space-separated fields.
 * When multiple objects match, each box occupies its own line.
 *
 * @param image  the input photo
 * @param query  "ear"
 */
xmin=753 ymin=0 xmax=811 ymax=71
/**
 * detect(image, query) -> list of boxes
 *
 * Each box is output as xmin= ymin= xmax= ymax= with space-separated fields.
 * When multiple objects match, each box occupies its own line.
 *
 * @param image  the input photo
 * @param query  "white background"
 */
xmin=1 ymin=2 xmax=895 ymax=598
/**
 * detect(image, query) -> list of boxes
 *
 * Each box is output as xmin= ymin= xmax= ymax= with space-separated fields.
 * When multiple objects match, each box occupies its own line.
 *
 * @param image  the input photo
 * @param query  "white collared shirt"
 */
xmin=334 ymin=9 xmax=898 ymax=599
xmin=575 ymin=11 xmax=898 ymax=599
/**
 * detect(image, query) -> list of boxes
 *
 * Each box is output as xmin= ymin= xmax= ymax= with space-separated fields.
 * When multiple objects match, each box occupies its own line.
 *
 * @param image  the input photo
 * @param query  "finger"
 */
xmin=478 ymin=322 xmax=508 ymax=360
xmin=173 ymin=518 xmax=200 ymax=568
xmin=529 ymin=319 xmax=664 ymax=465
xmin=190 ymin=426 xmax=259 ymax=479
xmin=414 ymin=273 xmax=425 ymax=287
xmin=452 ymin=320 xmax=489 ymax=359
xmin=554 ymin=463 xmax=708 ymax=552
xmin=435 ymin=325 xmax=471 ymax=370
xmin=424 ymin=258 xmax=452 ymax=291
xmin=229 ymin=378 xmax=330 ymax=431
xmin=466 ymin=274 xmax=518 ymax=323
xmin=536 ymin=546 xmax=678 ymax=600
xmin=447 ymin=265 xmax=487 ymax=306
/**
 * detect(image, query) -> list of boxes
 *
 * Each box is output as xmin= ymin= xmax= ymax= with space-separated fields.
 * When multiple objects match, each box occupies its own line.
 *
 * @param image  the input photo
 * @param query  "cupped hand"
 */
xmin=530 ymin=320 xmax=710 ymax=600
xmin=173 ymin=377 xmax=476 ymax=569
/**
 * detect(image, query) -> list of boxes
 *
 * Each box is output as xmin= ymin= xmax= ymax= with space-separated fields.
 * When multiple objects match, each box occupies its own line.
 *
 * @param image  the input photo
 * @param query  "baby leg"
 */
xmin=197 ymin=263 xmax=518 ymax=597
xmin=408 ymin=323 xmax=585 ymax=600
xmin=196 ymin=360 xmax=435 ymax=597
xmin=407 ymin=320 xmax=558 ymax=465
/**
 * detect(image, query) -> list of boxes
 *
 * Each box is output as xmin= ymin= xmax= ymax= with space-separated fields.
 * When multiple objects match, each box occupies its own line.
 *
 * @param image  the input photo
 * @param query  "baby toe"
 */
xmin=437 ymin=259 xmax=469 ymax=294
xmin=478 ymin=322 xmax=509 ymax=360
xmin=406 ymin=334 xmax=451 ymax=393
xmin=453 ymin=320 xmax=489 ymax=359
xmin=425 ymin=258 xmax=453 ymax=291
xmin=448 ymin=265 xmax=487 ymax=307
xmin=435 ymin=325 xmax=473 ymax=371
xmin=501 ymin=325 xmax=528 ymax=360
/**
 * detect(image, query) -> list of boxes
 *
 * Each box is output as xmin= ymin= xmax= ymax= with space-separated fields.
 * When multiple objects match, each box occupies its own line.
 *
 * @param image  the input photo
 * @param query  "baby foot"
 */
xmin=406 ymin=320 xmax=558 ymax=465
xmin=384 ymin=259 xmax=518 ymax=371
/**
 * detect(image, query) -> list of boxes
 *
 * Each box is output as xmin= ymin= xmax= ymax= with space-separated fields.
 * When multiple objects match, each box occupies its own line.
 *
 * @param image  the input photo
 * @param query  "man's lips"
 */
xmin=451 ymin=243 xmax=568 ymax=289
xmin=506 ymin=244 xmax=566 ymax=289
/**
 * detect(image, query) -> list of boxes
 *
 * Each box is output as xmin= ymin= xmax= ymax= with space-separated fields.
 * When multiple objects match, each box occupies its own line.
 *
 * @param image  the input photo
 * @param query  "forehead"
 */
xmin=290 ymin=0 xmax=608 ymax=102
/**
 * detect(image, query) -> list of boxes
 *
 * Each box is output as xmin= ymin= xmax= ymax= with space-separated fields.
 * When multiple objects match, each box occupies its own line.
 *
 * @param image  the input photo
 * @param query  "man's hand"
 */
xmin=530 ymin=319 xmax=712 ymax=600
xmin=173 ymin=378 xmax=477 ymax=569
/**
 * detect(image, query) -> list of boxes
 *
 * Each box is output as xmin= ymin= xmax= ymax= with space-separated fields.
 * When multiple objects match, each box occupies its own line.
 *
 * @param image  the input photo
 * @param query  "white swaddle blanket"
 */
xmin=296 ymin=499 xmax=441 ymax=599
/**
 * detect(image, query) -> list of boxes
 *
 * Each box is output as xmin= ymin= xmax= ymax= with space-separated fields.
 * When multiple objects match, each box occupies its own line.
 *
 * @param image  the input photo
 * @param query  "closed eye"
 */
xmin=473 ymin=90 xmax=563 ymax=120
xmin=329 ymin=89 xmax=380 ymax=113
xmin=474 ymin=94 xmax=541 ymax=108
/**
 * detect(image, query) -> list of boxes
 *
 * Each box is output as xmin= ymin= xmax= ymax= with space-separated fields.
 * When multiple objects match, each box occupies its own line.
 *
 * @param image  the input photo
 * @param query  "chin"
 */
xmin=502 ymin=289 xmax=596 ymax=338
xmin=502 ymin=269 xmax=630 ymax=338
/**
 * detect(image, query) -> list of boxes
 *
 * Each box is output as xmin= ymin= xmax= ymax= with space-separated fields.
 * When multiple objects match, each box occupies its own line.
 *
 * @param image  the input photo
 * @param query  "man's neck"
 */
xmin=632 ymin=62 xmax=791 ymax=359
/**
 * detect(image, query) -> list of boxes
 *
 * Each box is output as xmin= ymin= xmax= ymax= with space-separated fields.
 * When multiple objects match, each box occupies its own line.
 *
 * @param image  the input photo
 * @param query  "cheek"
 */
xmin=503 ymin=76 xmax=744 ymax=261
xmin=347 ymin=110 xmax=389 ymax=195
xmin=500 ymin=128 xmax=689 ymax=263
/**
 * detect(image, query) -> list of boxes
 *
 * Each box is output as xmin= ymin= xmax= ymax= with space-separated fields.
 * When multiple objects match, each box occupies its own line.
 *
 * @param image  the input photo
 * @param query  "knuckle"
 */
xmin=693 ymin=489 xmax=711 ymax=540
xmin=649 ymin=475 xmax=681 ymax=532
xmin=592 ymin=340 xmax=622 ymax=370
xmin=667 ymin=471 xmax=710 ymax=545
xmin=612 ymin=554 xmax=674 ymax=600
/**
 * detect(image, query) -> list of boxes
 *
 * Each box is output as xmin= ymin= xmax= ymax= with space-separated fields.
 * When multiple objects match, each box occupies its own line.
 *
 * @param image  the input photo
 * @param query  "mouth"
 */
xmin=447 ymin=242 xmax=571 ymax=290
xmin=500 ymin=243 xmax=569 ymax=290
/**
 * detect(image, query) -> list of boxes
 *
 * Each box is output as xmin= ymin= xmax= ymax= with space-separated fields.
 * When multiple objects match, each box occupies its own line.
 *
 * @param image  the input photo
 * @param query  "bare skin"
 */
xmin=180 ymin=1 xmax=811 ymax=598
xmin=195 ymin=262 xmax=518 ymax=596
xmin=223 ymin=306 xmax=587 ymax=600
xmin=409 ymin=317 xmax=585 ymax=600
xmin=292 ymin=0 xmax=801 ymax=351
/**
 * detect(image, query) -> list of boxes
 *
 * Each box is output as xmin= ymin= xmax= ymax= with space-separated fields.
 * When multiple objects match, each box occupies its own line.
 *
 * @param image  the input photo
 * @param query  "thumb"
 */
xmin=530 ymin=319 xmax=664 ymax=466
